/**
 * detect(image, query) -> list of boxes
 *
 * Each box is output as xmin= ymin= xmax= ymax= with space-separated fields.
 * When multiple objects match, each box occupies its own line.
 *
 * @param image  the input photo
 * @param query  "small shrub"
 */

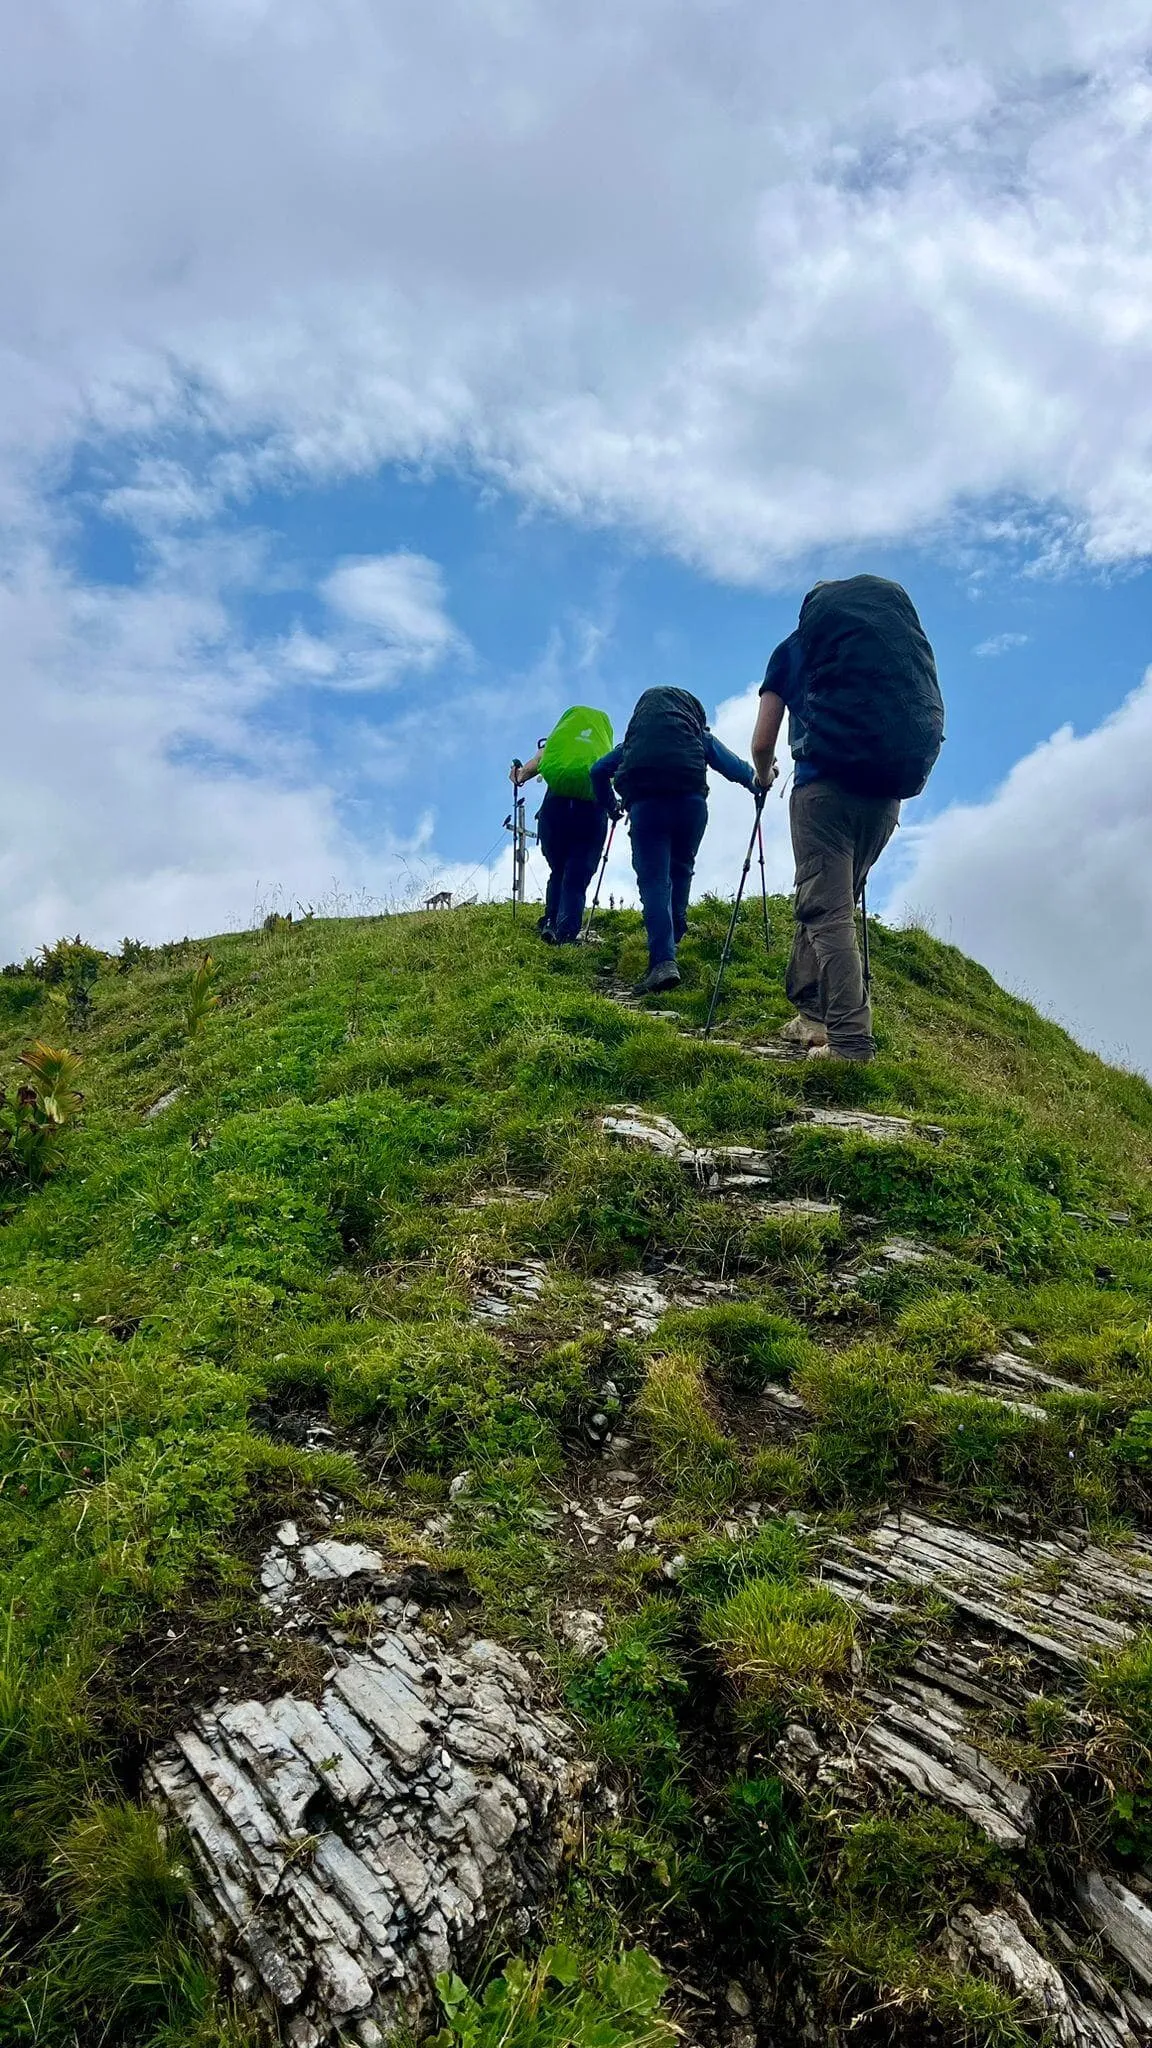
xmin=896 ymin=1290 xmax=997 ymax=1367
xmin=704 ymin=1578 xmax=855 ymax=1704
xmin=432 ymin=1944 xmax=674 ymax=2048
xmin=836 ymin=1805 xmax=1010 ymax=1926
xmin=632 ymin=1350 xmax=738 ymax=1501
xmin=316 ymin=1323 xmax=588 ymax=1471
xmin=533 ymin=1146 xmax=690 ymax=1274
xmin=651 ymin=1301 xmax=816 ymax=1394
xmin=1113 ymin=1408 xmax=1152 ymax=1476
xmin=36 ymin=935 xmax=105 ymax=1023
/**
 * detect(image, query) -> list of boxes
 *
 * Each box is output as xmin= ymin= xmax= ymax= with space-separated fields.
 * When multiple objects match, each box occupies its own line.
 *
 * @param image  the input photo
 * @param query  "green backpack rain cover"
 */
xmin=537 ymin=705 xmax=614 ymax=801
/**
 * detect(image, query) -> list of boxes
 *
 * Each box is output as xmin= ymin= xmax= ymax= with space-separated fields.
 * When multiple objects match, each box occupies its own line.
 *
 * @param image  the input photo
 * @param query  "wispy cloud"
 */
xmin=974 ymin=631 xmax=1031 ymax=656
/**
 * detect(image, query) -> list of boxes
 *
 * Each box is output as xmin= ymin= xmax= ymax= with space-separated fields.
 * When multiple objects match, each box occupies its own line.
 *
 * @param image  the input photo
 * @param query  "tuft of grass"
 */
xmin=678 ymin=1518 xmax=808 ymax=1608
xmin=704 ymin=1577 xmax=856 ymax=1704
xmin=896 ymin=1288 xmax=998 ymax=1367
xmin=649 ymin=1300 xmax=817 ymax=1393
xmin=794 ymin=1341 xmax=930 ymax=1504
xmin=631 ymin=1350 xmax=738 ymax=1501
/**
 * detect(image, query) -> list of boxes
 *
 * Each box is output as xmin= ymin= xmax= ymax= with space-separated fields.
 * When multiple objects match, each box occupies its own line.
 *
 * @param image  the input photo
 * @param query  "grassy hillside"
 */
xmin=2 ymin=901 xmax=1152 ymax=2045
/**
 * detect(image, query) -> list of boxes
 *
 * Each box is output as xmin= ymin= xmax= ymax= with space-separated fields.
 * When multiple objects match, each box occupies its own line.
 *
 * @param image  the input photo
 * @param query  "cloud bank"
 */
xmin=0 ymin=0 xmax=1148 ymax=1068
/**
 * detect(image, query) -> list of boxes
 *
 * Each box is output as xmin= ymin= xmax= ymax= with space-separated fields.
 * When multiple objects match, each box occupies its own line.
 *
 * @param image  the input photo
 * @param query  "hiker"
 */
xmin=752 ymin=575 xmax=944 ymax=1063
xmin=591 ymin=687 xmax=757 ymax=994
xmin=509 ymin=704 xmax=614 ymax=943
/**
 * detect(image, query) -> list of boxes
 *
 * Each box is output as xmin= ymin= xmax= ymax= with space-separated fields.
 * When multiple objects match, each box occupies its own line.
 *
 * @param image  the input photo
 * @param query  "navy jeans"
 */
xmin=628 ymin=793 xmax=708 ymax=967
xmin=536 ymin=791 xmax=609 ymax=941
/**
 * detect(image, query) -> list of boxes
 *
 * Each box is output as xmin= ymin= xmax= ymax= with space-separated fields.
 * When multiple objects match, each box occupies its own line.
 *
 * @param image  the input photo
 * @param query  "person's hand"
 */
xmin=509 ymin=761 xmax=523 ymax=787
xmin=754 ymin=758 xmax=779 ymax=795
xmin=608 ymin=799 xmax=624 ymax=823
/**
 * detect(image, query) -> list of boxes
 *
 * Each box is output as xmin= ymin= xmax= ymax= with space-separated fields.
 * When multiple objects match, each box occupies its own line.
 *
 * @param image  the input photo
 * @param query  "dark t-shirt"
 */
xmin=761 ymin=633 xmax=821 ymax=787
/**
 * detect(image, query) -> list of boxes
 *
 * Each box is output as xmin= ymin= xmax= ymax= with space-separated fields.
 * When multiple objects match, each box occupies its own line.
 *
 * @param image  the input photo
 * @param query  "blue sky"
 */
xmin=1 ymin=0 xmax=1151 ymax=1065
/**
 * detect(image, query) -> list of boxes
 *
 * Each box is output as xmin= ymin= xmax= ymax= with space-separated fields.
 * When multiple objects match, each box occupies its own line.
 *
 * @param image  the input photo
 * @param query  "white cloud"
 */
xmin=0 ymin=540 xmax=465 ymax=958
xmin=321 ymin=552 xmax=464 ymax=682
xmin=2 ymin=0 xmax=1152 ymax=990
xmin=0 ymin=2 xmax=1150 ymax=578
xmin=974 ymin=631 xmax=1031 ymax=656
xmin=885 ymin=673 xmax=1152 ymax=1071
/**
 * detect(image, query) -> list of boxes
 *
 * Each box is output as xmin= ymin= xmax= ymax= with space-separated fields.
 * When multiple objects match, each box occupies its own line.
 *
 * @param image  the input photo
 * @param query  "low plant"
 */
xmin=650 ymin=1301 xmax=816 ymax=1393
xmin=696 ymin=1774 xmax=813 ymax=1958
xmin=703 ymin=1578 xmax=856 ymax=1707
xmin=896 ymin=1289 xmax=998 ymax=1367
xmin=678 ymin=1518 xmax=808 ymax=1607
xmin=0 ymin=1042 xmax=84 ymax=1184
xmin=36 ymin=936 xmax=105 ymax=1024
xmin=432 ymin=1944 xmax=674 ymax=2048
xmin=185 ymin=953 xmax=220 ymax=1039
xmin=794 ymin=1342 xmax=930 ymax=1504
xmin=631 ymin=1349 xmax=738 ymax=1500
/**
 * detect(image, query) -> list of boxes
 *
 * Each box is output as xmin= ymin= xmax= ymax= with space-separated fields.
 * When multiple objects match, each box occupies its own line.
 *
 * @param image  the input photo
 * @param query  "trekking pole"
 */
xmin=860 ymin=880 xmax=871 ymax=991
xmin=756 ymin=817 xmax=772 ymax=958
xmin=581 ymin=818 xmax=617 ymax=944
xmin=704 ymin=791 xmax=766 ymax=1038
xmin=508 ymin=762 xmax=524 ymax=916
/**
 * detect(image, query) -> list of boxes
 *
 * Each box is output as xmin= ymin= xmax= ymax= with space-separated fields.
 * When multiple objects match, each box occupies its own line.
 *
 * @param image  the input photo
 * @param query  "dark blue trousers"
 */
xmin=536 ymin=791 xmax=609 ymax=941
xmin=628 ymin=793 xmax=708 ymax=967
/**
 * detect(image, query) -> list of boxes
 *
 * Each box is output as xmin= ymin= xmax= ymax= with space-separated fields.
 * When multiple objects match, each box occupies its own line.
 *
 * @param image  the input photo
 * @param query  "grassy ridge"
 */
xmin=1 ymin=899 xmax=1151 ymax=2044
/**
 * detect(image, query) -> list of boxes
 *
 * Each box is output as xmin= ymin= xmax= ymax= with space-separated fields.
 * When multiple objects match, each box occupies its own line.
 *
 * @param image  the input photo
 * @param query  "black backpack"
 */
xmin=792 ymin=576 xmax=944 ymax=799
xmin=615 ymin=687 xmax=709 ymax=805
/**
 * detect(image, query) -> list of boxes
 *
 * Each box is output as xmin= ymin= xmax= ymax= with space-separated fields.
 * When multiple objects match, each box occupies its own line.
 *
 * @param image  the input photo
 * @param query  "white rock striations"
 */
xmin=147 ymin=1542 xmax=594 ymax=2048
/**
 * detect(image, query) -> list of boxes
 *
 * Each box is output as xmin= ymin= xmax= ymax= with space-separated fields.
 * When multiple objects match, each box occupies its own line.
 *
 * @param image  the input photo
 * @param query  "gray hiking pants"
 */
xmin=787 ymin=780 xmax=900 ymax=1061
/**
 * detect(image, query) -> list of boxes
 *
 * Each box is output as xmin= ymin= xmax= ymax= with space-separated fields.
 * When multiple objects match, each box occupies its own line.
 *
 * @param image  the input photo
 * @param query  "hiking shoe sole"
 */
xmin=636 ymin=963 xmax=682 ymax=995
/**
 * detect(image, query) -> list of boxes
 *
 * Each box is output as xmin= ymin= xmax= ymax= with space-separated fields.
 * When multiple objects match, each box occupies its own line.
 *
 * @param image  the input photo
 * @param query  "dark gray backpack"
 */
xmin=794 ymin=575 xmax=944 ymax=799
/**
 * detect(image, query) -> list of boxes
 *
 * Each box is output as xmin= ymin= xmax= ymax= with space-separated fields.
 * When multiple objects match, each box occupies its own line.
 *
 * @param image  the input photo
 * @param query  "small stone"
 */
xmin=591 ymin=1413 xmax=609 ymax=1429
xmin=664 ymin=1553 xmax=687 ymax=1580
xmin=260 ymin=1551 xmax=298 ymax=1596
xmin=557 ymin=1609 xmax=607 ymax=1658
xmin=725 ymin=1982 xmax=753 ymax=2019
xmin=277 ymin=1519 xmax=300 ymax=1548
xmin=449 ymin=1471 xmax=472 ymax=1499
xmin=617 ymin=1534 xmax=637 ymax=1553
xmin=626 ymin=1515 xmax=643 ymax=1532
xmin=618 ymin=1494 xmax=644 ymax=1512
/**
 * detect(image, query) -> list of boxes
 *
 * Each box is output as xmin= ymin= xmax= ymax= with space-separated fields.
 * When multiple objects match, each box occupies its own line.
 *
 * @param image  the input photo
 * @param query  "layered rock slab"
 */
xmin=148 ymin=1611 xmax=593 ymax=2048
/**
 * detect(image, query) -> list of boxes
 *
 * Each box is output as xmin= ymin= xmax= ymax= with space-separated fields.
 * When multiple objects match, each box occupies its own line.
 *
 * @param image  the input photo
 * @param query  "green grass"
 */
xmin=0 ymin=896 xmax=1150 ymax=2042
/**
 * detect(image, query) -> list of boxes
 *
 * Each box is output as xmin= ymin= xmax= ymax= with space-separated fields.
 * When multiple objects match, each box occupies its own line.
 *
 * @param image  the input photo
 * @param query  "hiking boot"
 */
xmin=636 ymin=961 xmax=681 ymax=996
xmin=780 ymin=1013 xmax=827 ymax=1048
xmin=807 ymin=1043 xmax=873 ymax=1064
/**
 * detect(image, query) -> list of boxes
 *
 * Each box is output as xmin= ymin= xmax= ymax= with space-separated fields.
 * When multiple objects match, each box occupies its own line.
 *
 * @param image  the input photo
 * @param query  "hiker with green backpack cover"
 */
xmin=509 ymin=705 xmax=615 ymax=943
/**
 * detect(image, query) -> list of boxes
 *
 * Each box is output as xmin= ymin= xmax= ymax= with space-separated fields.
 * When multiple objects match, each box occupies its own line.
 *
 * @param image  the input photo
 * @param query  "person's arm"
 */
xmin=589 ymin=744 xmax=624 ymax=813
xmin=510 ymin=750 xmax=543 ymax=787
xmin=751 ymin=692 xmax=786 ymax=789
xmin=704 ymin=730 xmax=758 ymax=794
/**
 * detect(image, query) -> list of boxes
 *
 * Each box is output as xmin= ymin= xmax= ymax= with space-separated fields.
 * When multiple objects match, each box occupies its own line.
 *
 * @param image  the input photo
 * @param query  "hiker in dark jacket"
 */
xmin=752 ymin=576 xmax=943 ymax=1063
xmin=591 ymin=687 xmax=757 ymax=994
xmin=511 ymin=705 xmax=613 ymax=943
